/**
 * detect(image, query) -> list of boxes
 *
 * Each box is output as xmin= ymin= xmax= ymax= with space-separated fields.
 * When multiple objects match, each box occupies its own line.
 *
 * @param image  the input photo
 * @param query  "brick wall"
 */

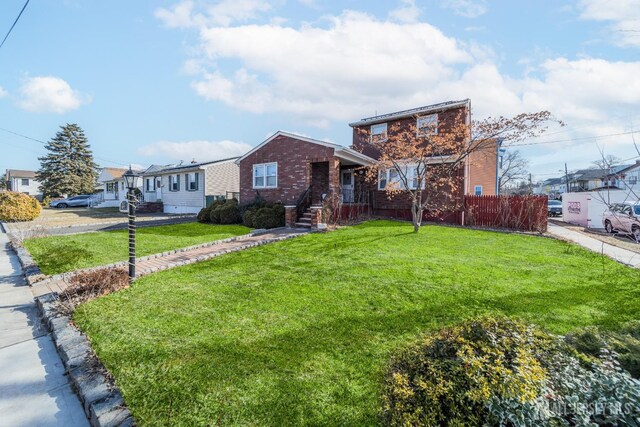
xmin=467 ymin=140 xmax=498 ymax=195
xmin=239 ymin=135 xmax=340 ymax=205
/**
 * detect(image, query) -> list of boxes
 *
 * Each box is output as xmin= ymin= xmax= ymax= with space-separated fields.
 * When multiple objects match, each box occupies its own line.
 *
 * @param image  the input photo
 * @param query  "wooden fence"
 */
xmin=463 ymin=195 xmax=548 ymax=232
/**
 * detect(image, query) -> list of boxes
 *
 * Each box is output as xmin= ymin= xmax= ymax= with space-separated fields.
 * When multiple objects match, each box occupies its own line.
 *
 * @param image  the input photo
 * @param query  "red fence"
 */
xmin=463 ymin=195 xmax=547 ymax=232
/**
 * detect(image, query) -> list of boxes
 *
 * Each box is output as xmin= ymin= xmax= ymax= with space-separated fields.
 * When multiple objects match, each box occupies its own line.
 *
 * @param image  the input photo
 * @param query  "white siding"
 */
xmin=9 ymin=177 xmax=42 ymax=196
xmin=204 ymin=161 xmax=240 ymax=197
xmin=158 ymin=172 xmax=205 ymax=214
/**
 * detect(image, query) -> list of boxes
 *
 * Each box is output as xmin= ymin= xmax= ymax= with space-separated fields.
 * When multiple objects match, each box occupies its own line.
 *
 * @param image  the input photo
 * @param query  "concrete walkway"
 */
xmin=0 ymin=231 xmax=88 ymax=426
xmin=548 ymin=223 xmax=640 ymax=269
xmin=32 ymin=228 xmax=309 ymax=297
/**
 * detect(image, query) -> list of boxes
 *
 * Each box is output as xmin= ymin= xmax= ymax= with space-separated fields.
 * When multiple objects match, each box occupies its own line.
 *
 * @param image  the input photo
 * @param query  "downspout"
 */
xmin=495 ymin=139 xmax=503 ymax=195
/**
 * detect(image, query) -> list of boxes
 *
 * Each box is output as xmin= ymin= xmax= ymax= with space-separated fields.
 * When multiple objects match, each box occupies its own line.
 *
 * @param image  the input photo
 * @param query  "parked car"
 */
xmin=602 ymin=202 xmax=640 ymax=240
xmin=49 ymin=195 xmax=93 ymax=208
xmin=548 ymin=199 xmax=562 ymax=217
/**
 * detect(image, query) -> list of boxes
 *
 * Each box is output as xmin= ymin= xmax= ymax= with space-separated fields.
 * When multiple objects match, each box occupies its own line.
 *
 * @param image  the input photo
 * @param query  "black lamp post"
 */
xmin=122 ymin=167 xmax=138 ymax=283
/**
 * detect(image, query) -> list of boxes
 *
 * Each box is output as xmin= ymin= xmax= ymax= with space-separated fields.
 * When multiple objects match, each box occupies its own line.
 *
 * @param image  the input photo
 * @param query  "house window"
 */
xmin=253 ymin=163 xmax=277 ymax=188
xmin=474 ymin=185 xmax=483 ymax=196
xmin=21 ymin=178 xmax=29 ymax=186
xmin=417 ymin=114 xmax=438 ymax=136
xmin=629 ymin=176 xmax=638 ymax=185
xmin=145 ymin=178 xmax=156 ymax=192
xmin=106 ymin=182 xmax=116 ymax=192
xmin=169 ymin=175 xmax=180 ymax=191
xmin=370 ymin=123 xmax=388 ymax=143
xmin=186 ymin=173 xmax=199 ymax=191
xmin=378 ymin=166 xmax=421 ymax=190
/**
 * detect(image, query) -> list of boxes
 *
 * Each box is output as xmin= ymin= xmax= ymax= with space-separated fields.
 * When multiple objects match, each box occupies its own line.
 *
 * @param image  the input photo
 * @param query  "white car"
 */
xmin=603 ymin=202 xmax=640 ymax=241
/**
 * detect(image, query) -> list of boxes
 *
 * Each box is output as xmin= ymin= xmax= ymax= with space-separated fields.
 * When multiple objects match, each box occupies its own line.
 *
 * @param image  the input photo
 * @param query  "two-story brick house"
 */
xmin=237 ymin=99 xmax=499 ymax=227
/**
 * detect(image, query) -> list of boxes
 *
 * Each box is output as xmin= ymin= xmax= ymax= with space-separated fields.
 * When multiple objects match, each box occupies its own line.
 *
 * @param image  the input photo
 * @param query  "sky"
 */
xmin=0 ymin=0 xmax=639 ymax=182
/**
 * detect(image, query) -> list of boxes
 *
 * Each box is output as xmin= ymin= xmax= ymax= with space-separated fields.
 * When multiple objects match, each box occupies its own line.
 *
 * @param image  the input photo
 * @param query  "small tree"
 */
xmin=0 ymin=175 xmax=6 ymax=191
xmin=498 ymin=150 xmax=529 ymax=194
xmin=361 ymin=111 xmax=561 ymax=233
xmin=37 ymin=124 xmax=98 ymax=197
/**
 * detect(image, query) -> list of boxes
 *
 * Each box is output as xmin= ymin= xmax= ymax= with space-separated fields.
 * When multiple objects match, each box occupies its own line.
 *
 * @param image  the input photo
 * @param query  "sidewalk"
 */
xmin=0 ymin=231 xmax=88 ymax=426
xmin=32 ymin=228 xmax=310 ymax=297
xmin=548 ymin=223 xmax=640 ymax=269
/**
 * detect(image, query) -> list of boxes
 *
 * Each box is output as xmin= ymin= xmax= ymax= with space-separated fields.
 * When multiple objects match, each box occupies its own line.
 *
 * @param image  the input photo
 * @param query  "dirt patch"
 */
xmin=551 ymin=220 xmax=640 ymax=254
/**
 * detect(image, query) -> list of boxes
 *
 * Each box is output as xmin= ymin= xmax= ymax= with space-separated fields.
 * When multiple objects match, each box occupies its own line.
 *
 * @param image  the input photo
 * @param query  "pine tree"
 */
xmin=37 ymin=124 xmax=98 ymax=197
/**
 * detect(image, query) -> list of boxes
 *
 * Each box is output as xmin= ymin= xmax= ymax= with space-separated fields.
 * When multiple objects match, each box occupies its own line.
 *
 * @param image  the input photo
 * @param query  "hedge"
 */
xmin=0 ymin=191 xmax=42 ymax=222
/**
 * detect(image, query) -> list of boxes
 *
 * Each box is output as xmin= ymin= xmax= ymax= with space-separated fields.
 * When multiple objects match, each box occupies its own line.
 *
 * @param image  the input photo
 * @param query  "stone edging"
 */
xmin=35 ymin=294 xmax=133 ymax=427
xmin=8 ymin=240 xmax=47 ymax=285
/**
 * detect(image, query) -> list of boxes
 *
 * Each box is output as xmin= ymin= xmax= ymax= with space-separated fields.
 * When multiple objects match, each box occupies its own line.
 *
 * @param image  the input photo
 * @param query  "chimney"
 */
xmin=179 ymin=160 xmax=184 ymax=166
xmin=191 ymin=158 xmax=197 ymax=164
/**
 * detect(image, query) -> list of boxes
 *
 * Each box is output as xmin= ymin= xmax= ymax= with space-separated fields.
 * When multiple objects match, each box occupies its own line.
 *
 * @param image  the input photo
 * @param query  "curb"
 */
xmin=35 ymin=294 xmax=134 ymax=427
xmin=8 ymin=240 xmax=47 ymax=285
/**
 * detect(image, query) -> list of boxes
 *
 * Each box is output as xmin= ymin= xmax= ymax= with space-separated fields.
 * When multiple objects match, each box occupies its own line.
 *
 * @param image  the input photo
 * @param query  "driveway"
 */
xmin=548 ymin=223 xmax=640 ymax=269
xmin=0 ymin=230 xmax=88 ymax=426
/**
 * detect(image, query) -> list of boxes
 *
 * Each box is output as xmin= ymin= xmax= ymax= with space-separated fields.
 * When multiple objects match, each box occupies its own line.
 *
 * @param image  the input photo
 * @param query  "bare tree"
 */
xmin=591 ymin=154 xmax=622 ymax=170
xmin=498 ymin=150 xmax=529 ymax=194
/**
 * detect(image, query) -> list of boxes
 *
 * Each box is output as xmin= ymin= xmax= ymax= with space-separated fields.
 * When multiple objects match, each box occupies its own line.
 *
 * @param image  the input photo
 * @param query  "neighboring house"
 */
xmin=94 ymin=167 xmax=143 ymax=208
xmin=535 ymin=177 xmax=567 ymax=198
xmin=568 ymin=165 xmax=631 ymax=192
xmin=143 ymin=158 xmax=240 ymax=214
xmin=237 ymin=100 xmax=499 ymax=227
xmin=609 ymin=160 xmax=640 ymax=197
xmin=5 ymin=169 xmax=42 ymax=199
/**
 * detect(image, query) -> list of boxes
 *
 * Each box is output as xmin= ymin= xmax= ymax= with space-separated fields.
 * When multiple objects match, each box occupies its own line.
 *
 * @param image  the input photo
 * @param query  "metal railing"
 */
xmin=296 ymin=185 xmax=313 ymax=219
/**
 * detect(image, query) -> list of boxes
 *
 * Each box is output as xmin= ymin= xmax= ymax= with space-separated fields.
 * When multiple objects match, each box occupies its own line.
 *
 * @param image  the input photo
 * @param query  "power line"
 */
xmin=0 ymin=126 xmax=129 ymax=167
xmin=509 ymin=129 xmax=640 ymax=147
xmin=0 ymin=0 xmax=30 ymax=50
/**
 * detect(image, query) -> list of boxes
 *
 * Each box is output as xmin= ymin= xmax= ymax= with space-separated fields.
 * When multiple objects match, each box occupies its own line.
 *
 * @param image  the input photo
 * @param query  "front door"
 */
xmin=156 ymin=177 xmax=162 ymax=201
xmin=341 ymin=170 xmax=354 ymax=203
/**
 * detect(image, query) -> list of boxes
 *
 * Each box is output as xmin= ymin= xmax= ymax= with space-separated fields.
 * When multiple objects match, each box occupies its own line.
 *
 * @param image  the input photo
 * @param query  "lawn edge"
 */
xmin=35 ymin=293 xmax=134 ymax=427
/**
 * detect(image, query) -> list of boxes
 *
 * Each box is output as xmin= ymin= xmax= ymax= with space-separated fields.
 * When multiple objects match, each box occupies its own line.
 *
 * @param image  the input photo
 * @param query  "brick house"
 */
xmin=237 ymin=99 xmax=499 ymax=227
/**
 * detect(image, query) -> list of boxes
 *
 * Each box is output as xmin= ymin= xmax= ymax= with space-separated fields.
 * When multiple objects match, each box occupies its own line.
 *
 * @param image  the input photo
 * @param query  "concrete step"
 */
xmin=297 ymin=217 xmax=311 ymax=223
xmin=294 ymin=222 xmax=312 ymax=228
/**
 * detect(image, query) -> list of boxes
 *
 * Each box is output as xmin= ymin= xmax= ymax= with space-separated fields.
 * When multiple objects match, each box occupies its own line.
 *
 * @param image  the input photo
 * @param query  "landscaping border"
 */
xmin=35 ymin=293 xmax=134 ymax=427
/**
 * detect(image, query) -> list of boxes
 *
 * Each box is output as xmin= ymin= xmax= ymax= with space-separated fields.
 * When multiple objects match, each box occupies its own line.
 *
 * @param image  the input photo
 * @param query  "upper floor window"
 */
xmin=186 ymin=173 xmax=199 ymax=191
xmin=417 ymin=114 xmax=438 ymax=137
xmin=370 ymin=123 xmax=387 ymax=143
xmin=21 ymin=178 xmax=29 ymax=186
xmin=253 ymin=163 xmax=277 ymax=188
xmin=169 ymin=175 xmax=180 ymax=191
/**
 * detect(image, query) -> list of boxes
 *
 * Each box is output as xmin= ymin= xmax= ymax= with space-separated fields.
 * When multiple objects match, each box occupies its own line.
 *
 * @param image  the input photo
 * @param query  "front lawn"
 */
xmin=24 ymin=222 xmax=251 ymax=275
xmin=74 ymin=221 xmax=640 ymax=426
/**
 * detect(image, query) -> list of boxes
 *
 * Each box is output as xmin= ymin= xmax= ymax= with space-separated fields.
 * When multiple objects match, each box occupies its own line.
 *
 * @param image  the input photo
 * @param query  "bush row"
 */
xmin=0 ymin=191 xmax=42 ymax=222
xmin=383 ymin=316 xmax=640 ymax=427
xmin=197 ymin=197 xmax=285 ymax=229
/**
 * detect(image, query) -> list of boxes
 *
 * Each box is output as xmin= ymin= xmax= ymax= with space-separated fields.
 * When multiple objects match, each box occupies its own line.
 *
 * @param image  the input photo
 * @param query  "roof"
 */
xmin=143 ymin=163 xmax=179 ymax=174
xmin=235 ymin=131 xmax=376 ymax=166
xmin=612 ymin=160 xmax=640 ymax=175
xmin=348 ymin=99 xmax=471 ymax=127
xmin=6 ymin=169 xmax=37 ymax=178
xmin=571 ymin=165 xmax=633 ymax=181
xmin=150 ymin=157 xmax=239 ymax=174
xmin=102 ymin=167 xmax=128 ymax=180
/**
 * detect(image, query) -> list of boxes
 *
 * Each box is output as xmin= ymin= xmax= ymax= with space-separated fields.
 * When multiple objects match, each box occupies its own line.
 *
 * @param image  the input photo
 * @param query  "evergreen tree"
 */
xmin=0 ymin=175 xmax=6 ymax=191
xmin=37 ymin=124 xmax=98 ymax=197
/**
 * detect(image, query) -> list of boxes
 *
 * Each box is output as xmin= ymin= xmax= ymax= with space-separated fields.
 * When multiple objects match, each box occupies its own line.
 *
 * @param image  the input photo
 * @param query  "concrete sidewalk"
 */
xmin=0 ymin=231 xmax=88 ymax=426
xmin=548 ymin=223 xmax=640 ymax=269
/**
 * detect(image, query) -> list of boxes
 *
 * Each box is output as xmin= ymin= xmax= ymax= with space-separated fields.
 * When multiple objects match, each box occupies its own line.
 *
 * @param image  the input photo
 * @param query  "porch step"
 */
xmin=294 ymin=222 xmax=312 ymax=228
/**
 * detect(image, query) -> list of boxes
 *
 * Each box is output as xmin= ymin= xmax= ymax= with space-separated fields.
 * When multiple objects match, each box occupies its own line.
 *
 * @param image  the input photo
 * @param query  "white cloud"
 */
xmin=442 ymin=0 xmax=487 ymax=18
xmin=580 ymin=0 xmax=640 ymax=46
xmin=155 ymin=0 xmax=271 ymax=28
xmin=0 ymin=86 xmax=7 ymax=98
xmin=138 ymin=140 xmax=252 ymax=162
xmin=18 ymin=76 xmax=87 ymax=113
xmin=389 ymin=0 xmax=421 ymax=24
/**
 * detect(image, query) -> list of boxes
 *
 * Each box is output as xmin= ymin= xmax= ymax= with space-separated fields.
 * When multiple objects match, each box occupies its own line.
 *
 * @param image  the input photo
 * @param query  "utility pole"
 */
xmin=564 ymin=163 xmax=569 ymax=194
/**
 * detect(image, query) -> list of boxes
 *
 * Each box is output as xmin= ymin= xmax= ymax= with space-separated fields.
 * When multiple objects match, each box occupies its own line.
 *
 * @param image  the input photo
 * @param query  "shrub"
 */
xmin=565 ymin=321 xmax=640 ymax=378
xmin=242 ymin=210 xmax=255 ymax=228
xmin=382 ymin=316 xmax=640 ymax=427
xmin=252 ymin=205 xmax=285 ymax=229
xmin=218 ymin=199 xmax=241 ymax=224
xmin=58 ymin=268 xmax=129 ymax=315
xmin=0 ymin=191 xmax=42 ymax=222
xmin=208 ymin=199 xmax=226 ymax=224
xmin=197 ymin=206 xmax=212 ymax=223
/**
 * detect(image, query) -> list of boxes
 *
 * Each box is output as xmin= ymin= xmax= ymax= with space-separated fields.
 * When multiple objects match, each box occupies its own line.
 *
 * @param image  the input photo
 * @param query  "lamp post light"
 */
xmin=122 ymin=167 xmax=138 ymax=283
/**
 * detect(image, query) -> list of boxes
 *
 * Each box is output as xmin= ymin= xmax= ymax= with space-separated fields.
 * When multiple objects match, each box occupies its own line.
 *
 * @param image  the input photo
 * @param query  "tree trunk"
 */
xmin=411 ymin=201 xmax=423 ymax=233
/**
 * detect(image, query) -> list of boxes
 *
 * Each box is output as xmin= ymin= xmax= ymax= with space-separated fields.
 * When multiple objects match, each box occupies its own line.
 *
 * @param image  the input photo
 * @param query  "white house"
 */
xmin=5 ymin=169 xmax=43 ymax=199
xmin=142 ymin=158 xmax=240 ymax=214
xmin=94 ymin=167 xmax=143 ymax=208
xmin=615 ymin=160 xmax=640 ymax=198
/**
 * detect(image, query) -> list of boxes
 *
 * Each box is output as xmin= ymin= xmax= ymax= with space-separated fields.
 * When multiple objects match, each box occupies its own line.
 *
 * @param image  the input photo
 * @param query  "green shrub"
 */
xmin=252 ymin=205 xmax=285 ymax=229
xmin=242 ymin=210 xmax=255 ymax=228
xmin=197 ymin=206 xmax=212 ymax=223
xmin=565 ymin=321 xmax=640 ymax=378
xmin=218 ymin=199 xmax=241 ymax=224
xmin=383 ymin=316 xmax=640 ymax=427
xmin=0 ymin=191 xmax=42 ymax=222
xmin=208 ymin=200 xmax=226 ymax=224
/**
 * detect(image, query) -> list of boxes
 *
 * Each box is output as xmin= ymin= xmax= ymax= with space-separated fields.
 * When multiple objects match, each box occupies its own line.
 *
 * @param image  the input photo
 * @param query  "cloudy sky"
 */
xmin=0 ymin=0 xmax=638 ymax=181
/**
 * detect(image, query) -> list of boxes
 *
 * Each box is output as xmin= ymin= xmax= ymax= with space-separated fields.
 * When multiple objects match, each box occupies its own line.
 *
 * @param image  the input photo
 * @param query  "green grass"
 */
xmin=24 ymin=222 xmax=251 ymax=275
xmin=73 ymin=220 xmax=640 ymax=426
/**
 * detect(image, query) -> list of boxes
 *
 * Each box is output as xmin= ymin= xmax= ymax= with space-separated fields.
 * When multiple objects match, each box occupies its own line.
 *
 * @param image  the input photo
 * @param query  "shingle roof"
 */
xmin=348 ymin=99 xmax=470 ymax=127
xmin=6 ymin=169 xmax=37 ymax=178
xmin=151 ymin=157 xmax=239 ymax=174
